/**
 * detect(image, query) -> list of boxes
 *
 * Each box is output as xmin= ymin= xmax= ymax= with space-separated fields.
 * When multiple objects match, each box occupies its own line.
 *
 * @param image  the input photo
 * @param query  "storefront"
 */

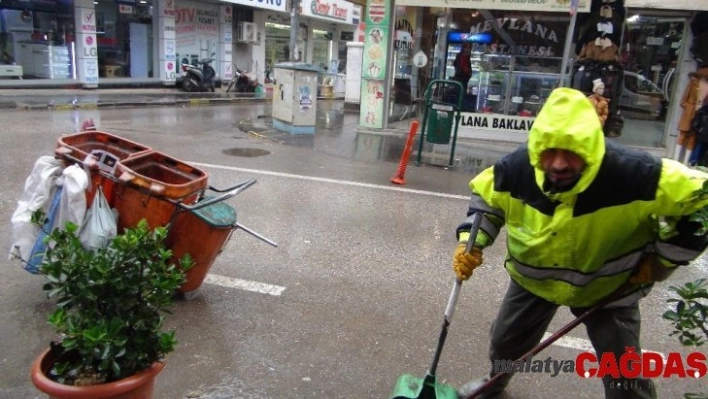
xmin=0 ymin=0 xmax=289 ymax=86
xmin=370 ymin=0 xmax=707 ymax=156
xmin=383 ymin=0 xmax=590 ymax=133
xmin=261 ymin=0 xmax=358 ymax=70
xmin=0 ymin=2 xmax=75 ymax=81
xmin=95 ymin=0 xmax=153 ymax=79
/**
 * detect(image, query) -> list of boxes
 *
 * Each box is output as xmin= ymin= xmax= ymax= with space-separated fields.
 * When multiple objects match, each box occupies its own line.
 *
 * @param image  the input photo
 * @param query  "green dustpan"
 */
xmin=389 ymin=214 xmax=483 ymax=399
xmin=390 ymin=373 xmax=458 ymax=399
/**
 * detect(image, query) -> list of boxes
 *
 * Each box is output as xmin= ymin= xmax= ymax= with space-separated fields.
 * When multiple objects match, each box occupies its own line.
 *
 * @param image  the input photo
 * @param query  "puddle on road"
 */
xmin=222 ymin=148 xmax=271 ymax=157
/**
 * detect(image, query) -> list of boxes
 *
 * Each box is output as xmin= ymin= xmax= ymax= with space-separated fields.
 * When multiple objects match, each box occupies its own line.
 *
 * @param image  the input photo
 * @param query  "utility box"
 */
xmin=272 ymin=62 xmax=320 ymax=134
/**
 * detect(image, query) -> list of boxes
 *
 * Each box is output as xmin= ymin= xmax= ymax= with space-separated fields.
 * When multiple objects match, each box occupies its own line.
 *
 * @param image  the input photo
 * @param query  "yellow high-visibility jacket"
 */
xmin=458 ymin=88 xmax=708 ymax=308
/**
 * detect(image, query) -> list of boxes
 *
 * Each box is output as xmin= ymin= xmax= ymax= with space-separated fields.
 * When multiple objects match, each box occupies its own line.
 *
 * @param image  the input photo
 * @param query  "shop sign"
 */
xmin=175 ymin=4 xmax=219 ymax=35
xmin=165 ymin=61 xmax=176 ymax=81
xmin=165 ymin=39 xmax=176 ymax=61
xmin=119 ymin=4 xmax=133 ymax=14
xmin=359 ymin=0 xmax=392 ymax=129
xmin=395 ymin=0 xmax=590 ymax=13
xmin=300 ymin=0 xmax=356 ymax=25
xmin=463 ymin=17 xmax=565 ymax=56
xmin=163 ymin=0 xmax=175 ymax=17
xmin=83 ymin=59 xmax=99 ymax=83
xmin=79 ymin=8 xmax=96 ymax=33
xmin=219 ymin=0 xmax=286 ymax=12
xmin=222 ymin=4 xmax=233 ymax=24
xmin=460 ymin=113 xmax=534 ymax=133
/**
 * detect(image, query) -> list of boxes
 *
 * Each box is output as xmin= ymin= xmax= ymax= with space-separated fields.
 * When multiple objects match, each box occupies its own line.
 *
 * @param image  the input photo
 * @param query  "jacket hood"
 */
xmin=527 ymin=88 xmax=606 ymax=201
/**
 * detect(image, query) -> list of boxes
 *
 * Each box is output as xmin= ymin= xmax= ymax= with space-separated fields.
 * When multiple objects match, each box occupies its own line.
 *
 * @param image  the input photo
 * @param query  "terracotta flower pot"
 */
xmin=31 ymin=348 xmax=165 ymax=399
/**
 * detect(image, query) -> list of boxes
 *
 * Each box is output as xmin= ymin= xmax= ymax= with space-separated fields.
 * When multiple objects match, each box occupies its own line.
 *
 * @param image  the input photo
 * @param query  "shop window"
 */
xmin=617 ymin=12 xmax=684 ymax=147
xmin=437 ymin=9 xmax=569 ymax=115
xmin=312 ymin=29 xmax=331 ymax=70
xmin=95 ymin=0 xmax=153 ymax=78
xmin=0 ymin=8 xmax=75 ymax=80
xmin=265 ymin=22 xmax=305 ymax=65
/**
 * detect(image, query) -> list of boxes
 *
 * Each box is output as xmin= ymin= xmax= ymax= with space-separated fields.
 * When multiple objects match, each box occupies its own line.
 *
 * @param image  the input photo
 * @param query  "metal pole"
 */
xmin=559 ymin=12 xmax=577 ymax=87
xmin=289 ymin=0 xmax=300 ymax=61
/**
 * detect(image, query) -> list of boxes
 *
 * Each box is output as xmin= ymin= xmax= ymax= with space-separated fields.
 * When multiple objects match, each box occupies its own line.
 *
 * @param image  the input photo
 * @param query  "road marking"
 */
xmin=204 ymin=274 xmax=286 ymax=296
xmin=190 ymin=162 xmax=470 ymax=201
xmin=194 ymin=162 xmax=669 ymax=358
xmin=542 ymin=332 xmax=666 ymax=359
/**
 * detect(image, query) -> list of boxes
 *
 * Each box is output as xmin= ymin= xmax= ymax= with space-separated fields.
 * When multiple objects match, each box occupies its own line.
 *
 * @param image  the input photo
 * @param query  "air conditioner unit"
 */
xmin=237 ymin=22 xmax=258 ymax=43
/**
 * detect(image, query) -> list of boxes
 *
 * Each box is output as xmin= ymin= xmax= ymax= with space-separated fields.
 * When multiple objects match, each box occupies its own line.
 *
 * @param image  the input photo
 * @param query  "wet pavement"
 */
xmin=0 ymin=87 xmax=272 ymax=109
xmin=0 ymin=103 xmax=706 ymax=399
xmin=238 ymin=100 xmax=516 ymax=176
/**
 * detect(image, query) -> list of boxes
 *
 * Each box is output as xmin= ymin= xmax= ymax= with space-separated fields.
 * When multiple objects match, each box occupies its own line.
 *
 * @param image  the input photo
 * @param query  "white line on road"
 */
xmin=190 ymin=162 xmax=470 ymax=200
xmin=541 ymin=332 xmax=666 ymax=359
xmin=204 ymin=274 xmax=286 ymax=296
xmin=193 ymin=162 xmax=667 ymax=358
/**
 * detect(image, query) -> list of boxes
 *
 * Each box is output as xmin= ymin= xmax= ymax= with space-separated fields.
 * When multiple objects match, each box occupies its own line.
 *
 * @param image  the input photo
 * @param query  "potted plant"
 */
xmin=662 ymin=175 xmax=708 ymax=399
xmin=29 ymin=214 xmax=193 ymax=399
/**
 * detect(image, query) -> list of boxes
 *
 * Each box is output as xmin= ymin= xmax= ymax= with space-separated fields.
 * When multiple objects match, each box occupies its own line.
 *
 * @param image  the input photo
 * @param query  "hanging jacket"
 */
xmin=457 ymin=88 xmax=708 ymax=308
xmin=679 ymin=76 xmax=700 ymax=132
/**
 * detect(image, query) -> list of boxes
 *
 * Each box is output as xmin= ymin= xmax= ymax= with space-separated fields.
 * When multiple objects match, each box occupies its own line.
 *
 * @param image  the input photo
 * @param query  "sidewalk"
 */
xmin=0 ymin=87 xmax=273 ymax=110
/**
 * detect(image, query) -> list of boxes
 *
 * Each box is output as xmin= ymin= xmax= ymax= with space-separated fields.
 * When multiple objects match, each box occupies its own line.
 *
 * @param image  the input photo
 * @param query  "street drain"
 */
xmin=222 ymin=148 xmax=271 ymax=157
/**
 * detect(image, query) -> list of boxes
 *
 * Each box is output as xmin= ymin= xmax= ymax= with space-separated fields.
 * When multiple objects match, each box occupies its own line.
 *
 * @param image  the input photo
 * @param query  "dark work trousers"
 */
xmin=487 ymin=279 xmax=656 ymax=399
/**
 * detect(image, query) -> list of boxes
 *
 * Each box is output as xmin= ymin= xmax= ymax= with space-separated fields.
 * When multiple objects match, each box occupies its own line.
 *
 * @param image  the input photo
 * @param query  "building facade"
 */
xmin=0 ymin=0 xmax=359 ymax=87
xmin=366 ymin=0 xmax=708 ymax=155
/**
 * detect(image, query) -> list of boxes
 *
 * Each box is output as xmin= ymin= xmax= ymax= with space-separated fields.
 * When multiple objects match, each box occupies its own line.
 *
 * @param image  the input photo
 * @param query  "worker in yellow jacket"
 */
xmin=453 ymin=88 xmax=708 ymax=399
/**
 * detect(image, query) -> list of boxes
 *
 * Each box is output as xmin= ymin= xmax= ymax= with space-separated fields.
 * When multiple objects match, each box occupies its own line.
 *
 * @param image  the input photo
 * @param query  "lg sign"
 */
xmin=166 ymin=62 xmax=176 ymax=80
xmin=83 ymin=35 xmax=97 ymax=57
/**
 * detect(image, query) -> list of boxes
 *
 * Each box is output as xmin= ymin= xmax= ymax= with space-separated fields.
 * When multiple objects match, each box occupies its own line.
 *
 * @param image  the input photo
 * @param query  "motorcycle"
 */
xmin=226 ymin=64 xmax=259 ymax=93
xmin=181 ymin=58 xmax=216 ymax=92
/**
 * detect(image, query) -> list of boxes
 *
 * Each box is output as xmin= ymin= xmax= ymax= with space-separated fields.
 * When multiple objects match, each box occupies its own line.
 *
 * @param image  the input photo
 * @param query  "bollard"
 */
xmin=391 ymin=120 xmax=420 ymax=185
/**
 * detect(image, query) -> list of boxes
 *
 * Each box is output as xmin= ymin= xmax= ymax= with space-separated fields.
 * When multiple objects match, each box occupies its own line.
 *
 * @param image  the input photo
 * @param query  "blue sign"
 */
xmin=447 ymin=32 xmax=493 ymax=44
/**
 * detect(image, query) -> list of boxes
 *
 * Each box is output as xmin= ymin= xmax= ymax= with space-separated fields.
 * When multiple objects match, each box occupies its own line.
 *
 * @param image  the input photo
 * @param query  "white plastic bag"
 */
xmin=55 ymin=165 xmax=89 ymax=232
xmin=9 ymin=156 xmax=64 ymax=266
xmin=79 ymin=188 xmax=117 ymax=251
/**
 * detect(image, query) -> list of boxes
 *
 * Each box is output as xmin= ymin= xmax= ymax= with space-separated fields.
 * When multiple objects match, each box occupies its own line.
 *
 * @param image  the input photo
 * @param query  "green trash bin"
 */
xmin=425 ymin=102 xmax=456 ymax=144
xmin=415 ymin=79 xmax=464 ymax=168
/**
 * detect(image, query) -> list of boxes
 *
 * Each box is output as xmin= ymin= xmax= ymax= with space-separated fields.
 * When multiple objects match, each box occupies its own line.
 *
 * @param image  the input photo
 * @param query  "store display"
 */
xmin=474 ymin=55 xmax=560 ymax=116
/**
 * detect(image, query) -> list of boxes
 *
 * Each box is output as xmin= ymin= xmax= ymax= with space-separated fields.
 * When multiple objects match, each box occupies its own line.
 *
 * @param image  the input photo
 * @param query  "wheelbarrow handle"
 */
xmin=177 ymin=179 xmax=257 ymax=211
xmin=462 ymin=280 xmax=636 ymax=399
xmin=208 ymin=180 xmax=256 ymax=193
xmin=233 ymin=222 xmax=278 ymax=247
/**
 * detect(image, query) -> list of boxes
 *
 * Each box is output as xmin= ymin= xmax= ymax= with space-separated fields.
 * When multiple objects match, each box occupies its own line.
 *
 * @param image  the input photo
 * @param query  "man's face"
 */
xmin=540 ymin=149 xmax=586 ymax=189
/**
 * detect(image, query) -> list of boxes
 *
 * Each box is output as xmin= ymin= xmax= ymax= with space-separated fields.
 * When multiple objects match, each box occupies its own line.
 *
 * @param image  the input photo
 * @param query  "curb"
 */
xmin=13 ymin=96 xmax=273 ymax=111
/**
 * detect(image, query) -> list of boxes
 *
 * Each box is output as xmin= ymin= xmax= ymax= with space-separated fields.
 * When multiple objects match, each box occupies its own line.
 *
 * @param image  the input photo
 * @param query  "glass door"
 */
xmin=617 ymin=11 xmax=688 ymax=148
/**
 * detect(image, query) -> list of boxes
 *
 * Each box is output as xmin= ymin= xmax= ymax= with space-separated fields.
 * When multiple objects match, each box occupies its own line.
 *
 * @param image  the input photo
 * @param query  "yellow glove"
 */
xmin=452 ymin=242 xmax=483 ymax=281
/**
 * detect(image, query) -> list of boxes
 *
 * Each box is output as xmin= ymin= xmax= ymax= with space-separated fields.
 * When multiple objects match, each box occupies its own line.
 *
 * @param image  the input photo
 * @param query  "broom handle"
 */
xmin=429 ymin=213 xmax=483 ymax=376
xmin=462 ymin=280 xmax=634 ymax=399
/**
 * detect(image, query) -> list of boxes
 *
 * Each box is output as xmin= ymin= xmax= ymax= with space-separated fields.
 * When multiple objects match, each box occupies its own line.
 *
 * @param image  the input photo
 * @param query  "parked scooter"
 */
xmin=225 ymin=64 xmax=258 ymax=93
xmin=181 ymin=58 xmax=216 ymax=92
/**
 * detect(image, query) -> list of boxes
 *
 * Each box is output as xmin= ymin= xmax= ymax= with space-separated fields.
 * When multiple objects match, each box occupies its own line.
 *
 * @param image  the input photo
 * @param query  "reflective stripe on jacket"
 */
xmin=461 ymin=88 xmax=708 ymax=308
